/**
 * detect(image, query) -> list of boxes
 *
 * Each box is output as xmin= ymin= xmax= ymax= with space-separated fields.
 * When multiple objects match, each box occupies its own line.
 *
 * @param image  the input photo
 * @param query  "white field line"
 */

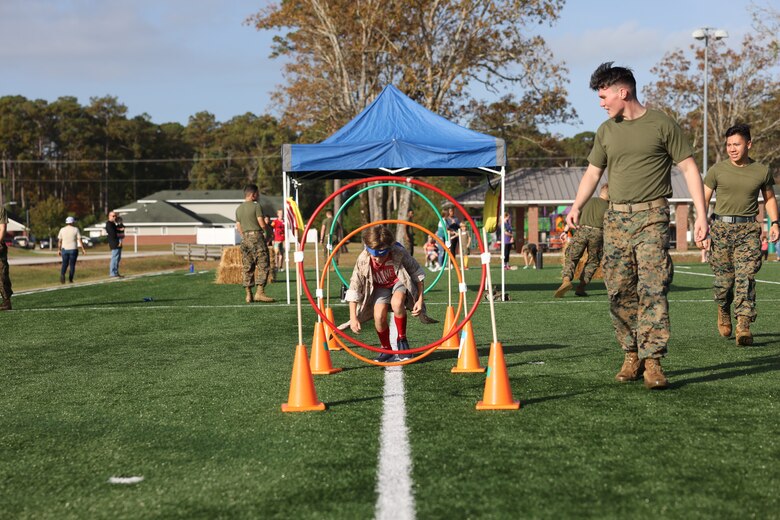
xmin=373 ymin=318 xmax=415 ymax=520
xmin=674 ymin=269 xmax=780 ymax=285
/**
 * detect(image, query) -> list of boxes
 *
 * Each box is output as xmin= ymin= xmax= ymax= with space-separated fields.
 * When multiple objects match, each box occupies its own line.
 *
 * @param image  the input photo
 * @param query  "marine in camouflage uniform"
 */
xmin=567 ymin=62 xmax=708 ymax=390
xmin=235 ymin=184 xmax=273 ymax=303
xmin=0 ymin=207 xmax=12 ymax=311
xmin=703 ymin=123 xmax=779 ymax=346
xmin=555 ymin=184 xmax=609 ymax=298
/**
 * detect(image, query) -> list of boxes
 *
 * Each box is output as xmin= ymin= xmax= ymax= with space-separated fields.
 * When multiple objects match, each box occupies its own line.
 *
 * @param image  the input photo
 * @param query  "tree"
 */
xmin=249 ymin=0 xmax=574 ymax=240
xmin=643 ymin=30 xmax=779 ymax=169
xmin=30 ymin=195 xmax=66 ymax=247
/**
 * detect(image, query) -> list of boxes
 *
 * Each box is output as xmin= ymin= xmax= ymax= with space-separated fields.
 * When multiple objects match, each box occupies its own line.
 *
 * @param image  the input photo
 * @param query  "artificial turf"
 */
xmin=1 ymin=261 xmax=778 ymax=519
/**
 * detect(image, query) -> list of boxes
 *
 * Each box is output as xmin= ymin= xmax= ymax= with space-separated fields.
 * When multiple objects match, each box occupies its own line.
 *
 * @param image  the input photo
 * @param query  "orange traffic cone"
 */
xmin=451 ymin=320 xmax=485 ymax=373
xmin=282 ymin=344 xmax=326 ymax=412
xmin=310 ymin=321 xmax=342 ymax=375
xmin=324 ymin=306 xmax=342 ymax=351
xmin=439 ymin=305 xmax=459 ymax=350
xmin=476 ymin=342 xmax=520 ymax=410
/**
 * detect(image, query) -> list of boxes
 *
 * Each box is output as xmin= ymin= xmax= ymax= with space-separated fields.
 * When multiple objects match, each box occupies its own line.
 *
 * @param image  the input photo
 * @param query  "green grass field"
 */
xmin=1 ymin=259 xmax=778 ymax=519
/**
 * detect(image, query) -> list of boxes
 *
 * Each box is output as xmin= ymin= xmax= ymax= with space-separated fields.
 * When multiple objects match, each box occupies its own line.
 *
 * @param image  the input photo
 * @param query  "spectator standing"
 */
xmin=0 ymin=207 xmax=12 ymax=311
xmin=445 ymin=207 xmax=460 ymax=266
xmin=105 ymin=211 xmax=123 ymax=278
xmin=566 ymin=62 xmax=708 ymax=390
xmin=436 ymin=210 xmax=448 ymax=269
xmin=272 ymin=209 xmax=286 ymax=271
xmin=555 ymin=184 xmax=609 ymax=297
xmin=703 ymin=124 xmax=779 ymax=345
xmin=458 ymin=221 xmax=472 ymax=269
xmin=760 ymin=237 xmax=769 ymax=261
xmin=502 ymin=212 xmax=514 ymax=269
xmin=57 ymin=216 xmax=87 ymax=283
xmin=236 ymin=184 xmax=273 ymax=303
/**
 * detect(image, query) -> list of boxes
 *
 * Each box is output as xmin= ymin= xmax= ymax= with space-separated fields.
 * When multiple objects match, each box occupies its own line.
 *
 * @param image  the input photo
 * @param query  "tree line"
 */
xmin=1 ymin=0 xmax=777 ymax=240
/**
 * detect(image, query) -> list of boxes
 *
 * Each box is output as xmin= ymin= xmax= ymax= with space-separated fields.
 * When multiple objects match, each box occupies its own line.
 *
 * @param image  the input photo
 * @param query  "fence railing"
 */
xmin=171 ymin=243 xmax=227 ymax=261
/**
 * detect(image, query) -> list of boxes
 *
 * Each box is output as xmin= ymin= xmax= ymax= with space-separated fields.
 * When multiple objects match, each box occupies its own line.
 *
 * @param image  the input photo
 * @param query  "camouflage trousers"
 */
xmin=0 ymin=242 xmax=11 ymax=301
xmin=709 ymin=220 xmax=762 ymax=321
xmin=240 ymin=232 xmax=270 ymax=288
xmin=603 ymin=207 xmax=673 ymax=359
xmin=561 ymin=226 xmax=603 ymax=284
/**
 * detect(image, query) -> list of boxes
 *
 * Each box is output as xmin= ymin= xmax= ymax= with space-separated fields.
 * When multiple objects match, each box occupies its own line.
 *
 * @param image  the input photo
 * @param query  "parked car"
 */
xmin=38 ymin=238 xmax=58 ymax=249
xmin=12 ymin=236 xmax=32 ymax=248
xmin=81 ymin=236 xmax=94 ymax=248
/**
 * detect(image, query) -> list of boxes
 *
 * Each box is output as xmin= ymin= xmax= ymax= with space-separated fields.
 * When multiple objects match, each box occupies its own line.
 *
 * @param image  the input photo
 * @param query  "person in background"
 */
xmin=521 ymin=242 xmax=537 ymax=269
xmin=0 ymin=206 xmax=12 ymax=311
xmin=760 ymin=236 xmax=769 ymax=261
xmin=554 ymin=183 xmax=609 ymax=297
xmin=436 ymin=209 xmax=448 ymax=269
xmin=404 ymin=209 xmax=416 ymax=256
xmin=235 ymin=184 xmax=273 ymax=303
xmin=566 ymin=62 xmax=708 ymax=390
xmin=263 ymin=215 xmax=276 ymax=283
xmin=346 ymin=225 xmax=436 ymax=362
xmin=502 ymin=212 xmax=514 ymax=269
xmin=320 ymin=209 xmax=342 ymax=268
xmin=458 ymin=221 xmax=472 ymax=270
xmin=57 ymin=216 xmax=87 ymax=283
xmin=272 ymin=209 xmax=285 ymax=271
xmin=702 ymin=123 xmax=779 ymax=346
xmin=423 ymin=236 xmax=440 ymax=271
xmin=105 ymin=211 xmax=123 ymax=278
xmin=445 ymin=207 xmax=460 ymax=266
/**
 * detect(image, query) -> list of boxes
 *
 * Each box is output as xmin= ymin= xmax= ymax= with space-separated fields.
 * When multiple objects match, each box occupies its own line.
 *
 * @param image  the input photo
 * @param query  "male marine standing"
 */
xmin=555 ymin=184 xmax=609 ymax=298
xmin=236 ymin=184 xmax=273 ymax=303
xmin=566 ymin=62 xmax=708 ymax=390
xmin=0 ymin=207 xmax=12 ymax=311
xmin=703 ymin=124 xmax=779 ymax=345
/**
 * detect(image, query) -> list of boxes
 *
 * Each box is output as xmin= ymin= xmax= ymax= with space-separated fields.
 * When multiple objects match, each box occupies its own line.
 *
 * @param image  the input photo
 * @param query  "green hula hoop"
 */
xmin=328 ymin=182 xmax=448 ymax=293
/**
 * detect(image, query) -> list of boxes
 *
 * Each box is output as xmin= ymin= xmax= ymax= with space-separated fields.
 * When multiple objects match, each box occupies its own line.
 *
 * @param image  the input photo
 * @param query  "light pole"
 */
xmin=692 ymin=27 xmax=728 ymax=175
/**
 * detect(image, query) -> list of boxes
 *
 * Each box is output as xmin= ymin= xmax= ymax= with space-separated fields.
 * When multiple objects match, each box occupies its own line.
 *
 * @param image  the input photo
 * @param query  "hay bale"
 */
xmin=215 ymin=245 xmax=276 ymax=285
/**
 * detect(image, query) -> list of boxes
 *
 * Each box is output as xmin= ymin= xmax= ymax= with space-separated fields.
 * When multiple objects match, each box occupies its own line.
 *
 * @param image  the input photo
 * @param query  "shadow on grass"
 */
xmin=668 ymin=354 xmax=780 ymax=388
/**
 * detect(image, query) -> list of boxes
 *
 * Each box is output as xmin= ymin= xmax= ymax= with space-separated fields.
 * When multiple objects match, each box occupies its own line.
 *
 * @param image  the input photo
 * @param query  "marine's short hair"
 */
xmin=589 ymin=62 xmax=637 ymax=96
xmin=362 ymin=225 xmax=395 ymax=250
xmin=725 ymin=123 xmax=751 ymax=142
xmin=244 ymin=184 xmax=259 ymax=196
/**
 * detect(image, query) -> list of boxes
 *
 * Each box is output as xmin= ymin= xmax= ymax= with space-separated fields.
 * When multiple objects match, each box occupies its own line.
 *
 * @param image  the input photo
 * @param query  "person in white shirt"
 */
xmin=57 ymin=216 xmax=87 ymax=283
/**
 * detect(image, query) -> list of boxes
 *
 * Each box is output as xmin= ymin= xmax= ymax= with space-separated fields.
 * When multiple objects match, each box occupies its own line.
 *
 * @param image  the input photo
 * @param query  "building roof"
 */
xmin=137 ymin=189 xmax=245 ymax=202
xmin=456 ymin=166 xmax=696 ymax=207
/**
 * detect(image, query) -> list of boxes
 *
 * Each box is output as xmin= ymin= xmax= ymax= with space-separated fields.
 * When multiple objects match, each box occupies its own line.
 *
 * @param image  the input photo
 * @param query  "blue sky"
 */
xmin=0 ymin=0 xmax=766 ymax=137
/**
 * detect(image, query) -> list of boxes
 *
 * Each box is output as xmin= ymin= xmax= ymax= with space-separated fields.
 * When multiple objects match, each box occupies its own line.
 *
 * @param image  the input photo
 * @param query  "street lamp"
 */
xmin=692 ymin=27 xmax=728 ymax=175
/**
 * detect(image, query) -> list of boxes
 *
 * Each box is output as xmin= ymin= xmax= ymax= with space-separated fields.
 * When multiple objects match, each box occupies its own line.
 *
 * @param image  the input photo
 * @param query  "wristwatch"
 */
xmin=772 ymin=220 xmax=780 ymax=227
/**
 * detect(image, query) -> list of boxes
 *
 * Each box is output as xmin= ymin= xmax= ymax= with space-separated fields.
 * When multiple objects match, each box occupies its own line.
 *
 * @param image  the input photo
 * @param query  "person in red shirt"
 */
xmin=345 ymin=225 xmax=437 ymax=362
xmin=271 ymin=209 xmax=286 ymax=271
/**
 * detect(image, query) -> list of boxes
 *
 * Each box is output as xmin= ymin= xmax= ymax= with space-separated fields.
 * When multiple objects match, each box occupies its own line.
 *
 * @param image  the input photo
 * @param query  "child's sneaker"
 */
xmin=375 ymin=350 xmax=395 ymax=362
xmin=397 ymin=338 xmax=413 ymax=360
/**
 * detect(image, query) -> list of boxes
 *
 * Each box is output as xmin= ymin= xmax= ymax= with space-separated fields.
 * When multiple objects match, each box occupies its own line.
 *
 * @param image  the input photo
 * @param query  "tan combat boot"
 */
xmin=717 ymin=307 xmax=732 ymax=337
xmin=615 ymin=351 xmax=643 ymax=382
xmin=554 ymin=277 xmax=573 ymax=298
xmin=253 ymin=285 xmax=275 ymax=303
xmin=245 ymin=286 xmax=254 ymax=304
xmin=735 ymin=316 xmax=753 ymax=346
xmin=574 ymin=281 xmax=588 ymax=297
xmin=643 ymin=358 xmax=669 ymax=390
xmin=0 ymin=299 xmax=11 ymax=311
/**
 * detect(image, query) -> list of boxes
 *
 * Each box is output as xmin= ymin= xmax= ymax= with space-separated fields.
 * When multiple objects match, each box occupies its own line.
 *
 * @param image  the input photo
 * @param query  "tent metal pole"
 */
xmin=283 ymin=171 xmax=291 ymax=305
xmin=500 ymin=166 xmax=506 ymax=300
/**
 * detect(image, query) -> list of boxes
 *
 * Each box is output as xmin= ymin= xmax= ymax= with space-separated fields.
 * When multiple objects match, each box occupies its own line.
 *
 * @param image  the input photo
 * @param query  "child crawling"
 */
xmin=346 ymin=225 xmax=437 ymax=362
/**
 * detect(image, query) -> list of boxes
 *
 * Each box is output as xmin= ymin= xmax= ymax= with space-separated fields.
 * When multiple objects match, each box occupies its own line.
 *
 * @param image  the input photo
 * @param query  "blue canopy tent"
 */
xmin=281 ymin=85 xmax=508 ymax=302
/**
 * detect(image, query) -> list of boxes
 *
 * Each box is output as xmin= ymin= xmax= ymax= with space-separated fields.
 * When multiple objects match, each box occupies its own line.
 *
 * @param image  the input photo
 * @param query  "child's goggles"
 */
xmin=365 ymin=245 xmax=390 ymax=257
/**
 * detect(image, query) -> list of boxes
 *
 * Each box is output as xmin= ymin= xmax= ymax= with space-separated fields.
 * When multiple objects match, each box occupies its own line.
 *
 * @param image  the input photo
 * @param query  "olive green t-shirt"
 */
xmin=235 ymin=201 xmax=263 ymax=232
xmin=588 ymin=109 xmax=693 ymax=204
xmin=704 ymin=159 xmax=773 ymax=217
xmin=579 ymin=197 xmax=609 ymax=228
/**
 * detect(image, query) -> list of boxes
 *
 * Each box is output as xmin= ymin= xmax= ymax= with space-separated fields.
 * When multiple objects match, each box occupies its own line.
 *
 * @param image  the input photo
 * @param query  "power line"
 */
xmin=3 ymin=155 xmax=277 ymax=165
